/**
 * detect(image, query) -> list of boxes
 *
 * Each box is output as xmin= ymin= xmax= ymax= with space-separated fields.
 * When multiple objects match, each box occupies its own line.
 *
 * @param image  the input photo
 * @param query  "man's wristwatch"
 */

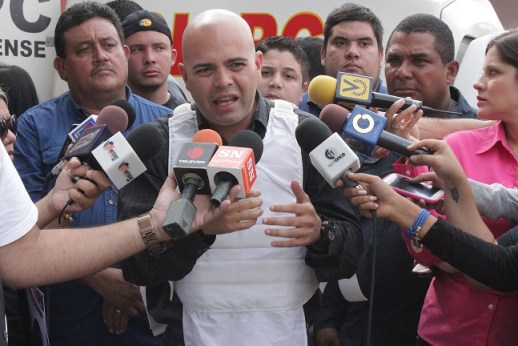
xmin=137 ymin=213 xmax=167 ymax=256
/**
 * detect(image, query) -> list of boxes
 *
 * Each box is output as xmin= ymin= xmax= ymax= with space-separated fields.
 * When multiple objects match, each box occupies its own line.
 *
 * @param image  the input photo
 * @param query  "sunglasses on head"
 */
xmin=0 ymin=115 xmax=16 ymax=139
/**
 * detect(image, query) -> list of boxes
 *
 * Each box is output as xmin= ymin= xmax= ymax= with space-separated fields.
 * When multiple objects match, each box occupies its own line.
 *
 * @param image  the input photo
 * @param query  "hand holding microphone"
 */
xmin=320 ymin=103 xmax=429 ymax=157
xmin=308 ymin=72 xmax=462 ymax=116
xmin=163 ymin=129 xmax=222 ymax=239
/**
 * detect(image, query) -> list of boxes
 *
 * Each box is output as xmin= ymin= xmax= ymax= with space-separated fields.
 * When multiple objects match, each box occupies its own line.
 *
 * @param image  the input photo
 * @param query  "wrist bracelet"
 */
xmin=407 ymin=208 xmax=431 ymax=239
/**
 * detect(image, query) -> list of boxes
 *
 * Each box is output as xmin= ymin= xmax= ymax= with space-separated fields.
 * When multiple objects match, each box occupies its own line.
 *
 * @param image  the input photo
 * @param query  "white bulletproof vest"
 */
xmin=168 ymin=101 xmax=319 ymax=345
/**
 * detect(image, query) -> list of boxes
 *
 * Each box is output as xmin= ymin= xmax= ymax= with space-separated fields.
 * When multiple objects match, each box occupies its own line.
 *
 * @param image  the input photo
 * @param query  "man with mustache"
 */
xmin=14 ymin=2 xmax=171 ymax=345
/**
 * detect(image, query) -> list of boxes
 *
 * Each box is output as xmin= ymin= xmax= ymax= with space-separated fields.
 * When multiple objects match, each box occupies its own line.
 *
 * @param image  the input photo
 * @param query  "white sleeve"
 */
xmin=469 ymin=178 xmax=518 ymax=224
xmin=0 ymin=145 xmax=38 ymax=247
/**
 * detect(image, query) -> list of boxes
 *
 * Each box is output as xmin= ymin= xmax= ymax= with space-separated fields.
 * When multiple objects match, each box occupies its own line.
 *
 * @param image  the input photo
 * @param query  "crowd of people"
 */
xmin=1 ymin=0 xmax=518 ymax=345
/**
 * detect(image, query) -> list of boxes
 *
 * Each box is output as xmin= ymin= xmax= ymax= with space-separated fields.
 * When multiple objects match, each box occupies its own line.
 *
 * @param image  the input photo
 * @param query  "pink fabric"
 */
xmin=418 ymin=121 xmax=518 ymax=345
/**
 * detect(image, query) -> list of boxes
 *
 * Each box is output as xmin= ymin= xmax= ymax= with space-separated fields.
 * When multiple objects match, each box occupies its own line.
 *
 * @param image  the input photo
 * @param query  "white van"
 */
xmin=0 ymin=0 xmax=503 ymax=102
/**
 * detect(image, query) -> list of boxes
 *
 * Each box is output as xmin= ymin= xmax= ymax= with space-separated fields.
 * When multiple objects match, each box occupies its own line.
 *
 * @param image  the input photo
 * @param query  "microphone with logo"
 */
xmin=207 ymin=130 xmax=263 ymax=208
xmin=52 ymin=100 xmax=136 ymax=177
xmin=320 ymin=103 xmax=429 ymax=157
xmin=62 ymin=105 xmax=130 ymax=169
xmin=162 ymin=129 xmax=223 ymax=240
xmin=295 ymin=117 xmax=360 ymax=188
xmin=91 ymin=123 xmax=164 ymax=190
xmin=308 ymin=72 xmax=462 ymax=115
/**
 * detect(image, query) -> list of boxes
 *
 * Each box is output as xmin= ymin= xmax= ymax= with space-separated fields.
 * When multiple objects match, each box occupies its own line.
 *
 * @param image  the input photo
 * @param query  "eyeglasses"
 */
xmin=0 ymin=115 xmax=16 ymax=140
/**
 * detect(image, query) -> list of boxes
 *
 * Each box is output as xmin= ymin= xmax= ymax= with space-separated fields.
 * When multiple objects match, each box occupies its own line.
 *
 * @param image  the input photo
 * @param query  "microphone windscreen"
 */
xmin=308 ymin=75 xmax=337 ymax=107
xmin=126 ymin=124 xmax=164 ymax=161
xmin=230 ymin=130 xmax=264 ymax=163
xmin=111 ymin=99 xmax=136 ymax=129
xmin=295 ymin=117 xmax=332 ymax=153
xmin=96 ymin=105 xmax=129 ymax=134
xmin=192 ymin=129 xmax=223 ymax=147
xmin=320 ymin=104 xmax=350 ymax=133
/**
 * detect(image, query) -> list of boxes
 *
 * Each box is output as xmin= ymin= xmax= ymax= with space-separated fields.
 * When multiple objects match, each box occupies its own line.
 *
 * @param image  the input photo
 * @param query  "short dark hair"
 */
xmin=54 ymin=1 xmax=124 ymax=58
xmin=389 ymin=14 xmax=454 ymax=63
xmin=0 ymin=63 xmax=39 ymax=116
xmin=296 ymin=36 xmax=324 ymax=80
xmin=256 ymin=35 xmax=310 ymax=83
xmin=323 ymin=3 xmax=383 ymax=51
xmin=486 ymin=29 xmax=518 ymax=76
xmin=105 ymin=0 xmax=143 ymax=21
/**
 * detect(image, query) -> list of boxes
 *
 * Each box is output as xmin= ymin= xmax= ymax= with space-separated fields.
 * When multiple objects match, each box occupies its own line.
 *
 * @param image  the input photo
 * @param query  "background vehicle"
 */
xmin=0 ymin=0 xmax=504 ymax=103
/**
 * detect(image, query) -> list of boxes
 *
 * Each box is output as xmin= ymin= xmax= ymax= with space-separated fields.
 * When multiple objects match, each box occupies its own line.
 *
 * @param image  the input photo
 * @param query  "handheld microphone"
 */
xmin=320 ymin=103 xmax=429 ymax=157
xmin=110 ymin=99 xmax=137 ymax=129
xmin=163 ymin=129 xmax=222 ymax=239
xmin=207 ymin=130 xmax=263 ymax=207
xmin=308 ymin=72 xmax=462 ymax=115
xmin=91 ymin=123 xmax=164 ymax=189
xmin=295 ymin=117 xmax=360 ymax=188
xmin=63 ymin=105 xmax=129 ymax=169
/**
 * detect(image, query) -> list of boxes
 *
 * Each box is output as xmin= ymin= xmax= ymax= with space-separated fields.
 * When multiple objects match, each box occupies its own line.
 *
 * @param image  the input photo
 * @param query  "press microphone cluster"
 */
xmin=308 ymin=72 xmax=462 ymax=115
xmin=49 ymin=100 xmax=136 ymax=179
xmin=295 ymin=116 xmax=360 ymax=188
xmin=320 ymin=104 xmax=429 ymax=157
xmin=163 ymin=129 xmax=263 ymax=239
xmin=163 ymin=129 xmax=223 ymax=239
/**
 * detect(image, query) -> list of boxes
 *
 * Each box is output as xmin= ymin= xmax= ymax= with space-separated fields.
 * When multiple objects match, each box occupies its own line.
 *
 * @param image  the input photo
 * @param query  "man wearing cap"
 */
xmin=123 ymin=10 xmax=187 ymax=110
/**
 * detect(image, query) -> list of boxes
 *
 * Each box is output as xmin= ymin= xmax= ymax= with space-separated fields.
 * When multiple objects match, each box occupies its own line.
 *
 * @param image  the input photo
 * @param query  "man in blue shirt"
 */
xmin=14 ymin=3 xmax=170 ymax=345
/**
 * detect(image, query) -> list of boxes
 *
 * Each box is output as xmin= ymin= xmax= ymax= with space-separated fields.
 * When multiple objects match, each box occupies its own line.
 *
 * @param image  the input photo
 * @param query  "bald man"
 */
xmin=118 ymin=9 xmax=362 ymax=346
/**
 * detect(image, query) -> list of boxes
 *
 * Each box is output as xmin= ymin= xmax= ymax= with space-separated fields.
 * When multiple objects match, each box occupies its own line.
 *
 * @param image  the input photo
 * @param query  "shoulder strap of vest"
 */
xmin=172 ymin=103 xmax=194 ymax=117
xmin=273 ymin=99 xmax=296 ymax=112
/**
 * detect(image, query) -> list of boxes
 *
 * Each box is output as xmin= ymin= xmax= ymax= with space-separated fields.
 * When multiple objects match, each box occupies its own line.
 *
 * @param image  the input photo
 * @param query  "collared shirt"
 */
xmin=13 ymin=87 xmax=171 ymax=345
xmin=413 ymin=121 xmax=518 ymax=346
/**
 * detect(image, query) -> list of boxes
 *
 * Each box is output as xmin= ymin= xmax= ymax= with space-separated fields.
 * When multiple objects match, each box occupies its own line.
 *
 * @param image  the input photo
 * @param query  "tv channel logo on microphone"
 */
xmin=336 ymin=72 xmax=373 ymax=107
xmin=343 ymin=105 xmax=387 ymax=155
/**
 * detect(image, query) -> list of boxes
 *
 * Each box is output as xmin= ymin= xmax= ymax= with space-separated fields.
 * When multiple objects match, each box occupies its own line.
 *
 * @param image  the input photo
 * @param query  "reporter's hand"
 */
xmin=384 ymin=98 xmax=423 ymax=141
xmin=407 ymin=139 xmax=467 ymax=187
xmin=344 ymin=172 xmax=409 ymax=220
xmin=51 ymin=157 xmax=111 ymax=213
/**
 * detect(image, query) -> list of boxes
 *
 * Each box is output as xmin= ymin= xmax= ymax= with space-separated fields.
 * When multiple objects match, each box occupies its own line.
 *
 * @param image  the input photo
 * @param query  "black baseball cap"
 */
xmin=122 ymin=10 xmax=172 ymax=43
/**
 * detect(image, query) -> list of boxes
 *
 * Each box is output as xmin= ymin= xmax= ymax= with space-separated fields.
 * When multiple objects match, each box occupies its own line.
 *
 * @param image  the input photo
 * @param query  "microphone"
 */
xmin=63 ymin=105 xmax=129 ymax=169
xmin=295 ymin=116 xmax=360 ymax=188
xmin=308 ymin=72 xmax=463 ymax=115
xmin=110 ymin=99 xmax=137 ymax=129
xmin=320 ymin=103 xmax=429 ymax=157
xmin=207 ymin=130 xmax=263 ymax=208
xmin=162 ymin=129 xmax=222 ymax=239
xmin=91 ymin=123 xmax=164 ymax=189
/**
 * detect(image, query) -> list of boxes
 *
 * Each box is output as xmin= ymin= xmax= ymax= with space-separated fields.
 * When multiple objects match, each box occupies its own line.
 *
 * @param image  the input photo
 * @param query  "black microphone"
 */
xmin=320 ymin=103 xmax=429 ymax=157
xmin=295 ymin=117 xmax=360 ymax=188
xmin=308 ymin=72 xmax=462 ymax=115
xmin=162 ymin=129 xmax=222 ymax=240
xmin=207 ymin=130 xmax=263 ymax=208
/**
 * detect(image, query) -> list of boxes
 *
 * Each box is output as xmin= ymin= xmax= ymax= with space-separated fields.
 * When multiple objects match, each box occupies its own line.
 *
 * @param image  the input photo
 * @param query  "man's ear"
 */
xmin=446 ymin=60 xmax=460 ymax=84
xmin=53 ymin=57 xmax=67 ymax=81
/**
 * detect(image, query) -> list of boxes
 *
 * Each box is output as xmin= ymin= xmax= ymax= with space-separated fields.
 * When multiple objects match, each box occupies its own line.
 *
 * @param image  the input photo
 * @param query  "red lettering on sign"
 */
xmin=282 ymin=12 xmax=323 ymax=37
xmin=171 ymin=13 xmax=189 ymax=76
